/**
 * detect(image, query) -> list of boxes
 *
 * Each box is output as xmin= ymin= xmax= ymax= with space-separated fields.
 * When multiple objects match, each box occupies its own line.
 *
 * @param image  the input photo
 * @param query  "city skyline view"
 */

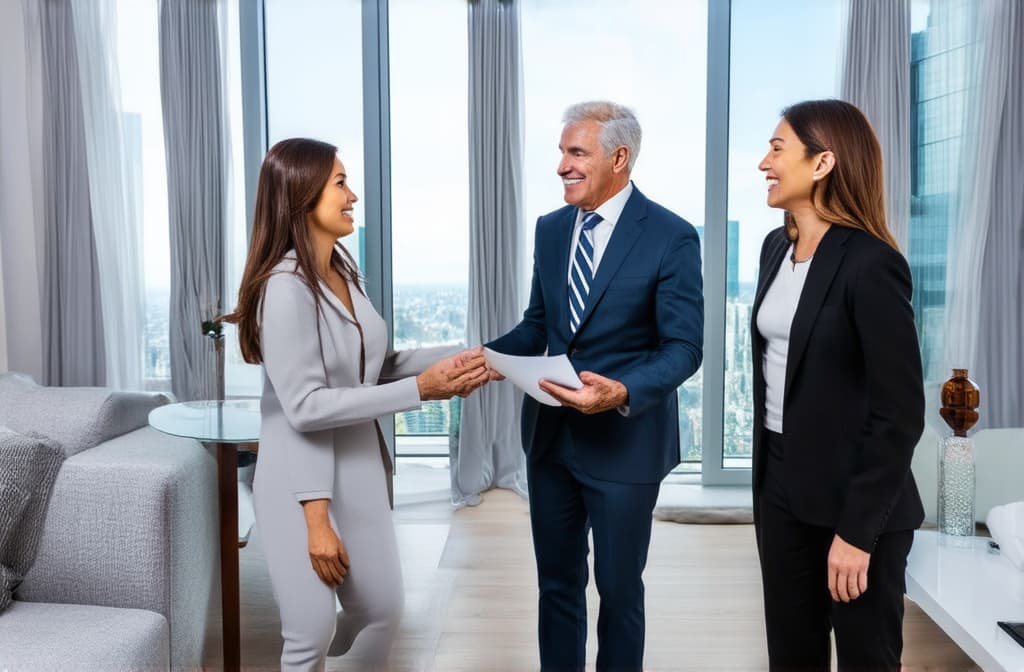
xmin=137 ymin=0 xmax=953 ymax=470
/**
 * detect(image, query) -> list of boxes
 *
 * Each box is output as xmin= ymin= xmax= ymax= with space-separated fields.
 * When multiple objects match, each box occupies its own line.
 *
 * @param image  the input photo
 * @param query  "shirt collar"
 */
xmin=579 ymin=180 xmax=634 ymax=228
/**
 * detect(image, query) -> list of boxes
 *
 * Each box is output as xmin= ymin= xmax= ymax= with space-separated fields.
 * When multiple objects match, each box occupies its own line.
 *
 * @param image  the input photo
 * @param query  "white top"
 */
xmin=756 ymin=244 xmax=811 ymax=433
xmin=566 ymin=181 xmax=634 ymax=282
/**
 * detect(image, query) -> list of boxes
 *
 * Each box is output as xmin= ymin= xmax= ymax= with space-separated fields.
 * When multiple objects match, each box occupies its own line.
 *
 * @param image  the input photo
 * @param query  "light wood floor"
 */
xmin=204 ymin=489 xmax=979 ymax=671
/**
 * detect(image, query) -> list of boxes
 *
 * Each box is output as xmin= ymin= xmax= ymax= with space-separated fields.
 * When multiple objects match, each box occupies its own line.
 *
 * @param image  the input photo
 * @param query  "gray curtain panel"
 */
xmin=972 ymin=0 xmax=1023 ymax=428
xmin=841 ymin=0 xmax=911 ymax=251
xmin=39 ymin=0 xmax=106 ymax=387
xmin=158 ymin=0 xmax=225 ymax=402
xmin=455 ymin=0 xmax=527 ymax=506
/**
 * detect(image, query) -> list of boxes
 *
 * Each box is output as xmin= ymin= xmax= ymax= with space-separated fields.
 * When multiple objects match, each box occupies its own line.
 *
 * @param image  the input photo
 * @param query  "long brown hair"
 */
xmin=781 ymin=99 xmax=899 ymax=250
xmin=222 ymin=138 xmax=362 ymax=364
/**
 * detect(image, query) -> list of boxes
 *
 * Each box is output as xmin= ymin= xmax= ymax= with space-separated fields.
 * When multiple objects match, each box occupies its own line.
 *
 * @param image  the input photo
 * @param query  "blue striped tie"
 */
xmin=569 ymin=211 xmax=602 ymax=333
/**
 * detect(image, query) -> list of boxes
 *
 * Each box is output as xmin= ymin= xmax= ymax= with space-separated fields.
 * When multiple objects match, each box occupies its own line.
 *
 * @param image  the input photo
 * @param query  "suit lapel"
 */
xmin=783 ymin=225 xmax=850 ymax=401
xmin=752 ymin=229 xmax=790 ymax=320
xmin=570 ymin=190 xmax=646 ymax=340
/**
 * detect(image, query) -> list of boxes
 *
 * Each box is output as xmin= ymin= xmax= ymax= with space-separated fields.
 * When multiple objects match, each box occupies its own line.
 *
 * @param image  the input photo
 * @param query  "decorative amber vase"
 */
xmin=937 ymin=369 xmax=981 ymax=536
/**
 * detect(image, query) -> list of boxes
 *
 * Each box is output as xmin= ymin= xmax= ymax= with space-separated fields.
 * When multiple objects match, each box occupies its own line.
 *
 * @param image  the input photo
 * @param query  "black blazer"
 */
xmin=750 ymin=225 xmax=925 ymax=552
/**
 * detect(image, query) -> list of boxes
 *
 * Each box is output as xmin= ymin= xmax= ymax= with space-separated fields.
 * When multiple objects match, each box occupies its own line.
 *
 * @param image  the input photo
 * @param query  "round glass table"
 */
xmin=149 ymin=399 xmax=260 ymax=672
xmin=149 ymin=399 xmax=260 ymax=444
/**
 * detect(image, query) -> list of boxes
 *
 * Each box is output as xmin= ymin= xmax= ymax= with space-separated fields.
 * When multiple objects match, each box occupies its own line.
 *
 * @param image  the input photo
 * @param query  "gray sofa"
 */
xmin=0 ymin=373 xmax=217 ymax=671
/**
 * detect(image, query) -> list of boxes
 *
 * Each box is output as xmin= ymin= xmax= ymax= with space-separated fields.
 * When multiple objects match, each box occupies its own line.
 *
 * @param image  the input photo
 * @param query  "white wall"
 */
xmin=0 ymin=0 xmax=45 ymax=379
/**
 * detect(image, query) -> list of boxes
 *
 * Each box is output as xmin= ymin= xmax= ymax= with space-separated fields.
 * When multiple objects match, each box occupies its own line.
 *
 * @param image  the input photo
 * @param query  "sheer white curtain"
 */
xmin=69 ymin=0 xmax=145 ymax=390
xmin=944 ymin=0 xmax=1023 ymax=428
xmin=216 ymin=0 xmax=255 ymax=397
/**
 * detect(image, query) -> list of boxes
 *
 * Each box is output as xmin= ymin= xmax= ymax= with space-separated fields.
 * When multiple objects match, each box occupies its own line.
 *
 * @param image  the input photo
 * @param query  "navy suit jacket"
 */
xmin=488 ymin=186 xmax=704 ymax=484
xmin=750 ymin=226 xmax=925 ymax=552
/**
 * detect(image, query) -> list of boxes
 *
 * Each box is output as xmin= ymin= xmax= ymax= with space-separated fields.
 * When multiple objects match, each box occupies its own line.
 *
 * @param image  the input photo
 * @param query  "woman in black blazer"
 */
xmin=751 ymin=99 xmax=925 ymax=671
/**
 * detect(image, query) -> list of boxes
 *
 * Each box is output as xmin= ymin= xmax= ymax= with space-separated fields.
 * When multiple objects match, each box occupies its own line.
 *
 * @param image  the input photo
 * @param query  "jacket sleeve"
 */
xmin=378 ymin=344 xmax=463 ymax=383
xmin=836 ymin=246 xmax=925 ymax=552
xmin=261 ymin=272 xmax=423 ymax=435
xmin=617 ymin=227 xmax=704 ymax=415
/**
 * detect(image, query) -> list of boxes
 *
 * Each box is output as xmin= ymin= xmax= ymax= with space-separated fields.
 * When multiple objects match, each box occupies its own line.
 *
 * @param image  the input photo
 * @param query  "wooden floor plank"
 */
xmin=205 ymin=488 xmax=978 ymax=671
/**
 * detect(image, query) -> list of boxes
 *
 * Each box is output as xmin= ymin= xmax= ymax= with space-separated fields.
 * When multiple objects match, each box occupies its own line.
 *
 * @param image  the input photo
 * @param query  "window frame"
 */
xmin=240 ymin=0 xmax=749 ymax=481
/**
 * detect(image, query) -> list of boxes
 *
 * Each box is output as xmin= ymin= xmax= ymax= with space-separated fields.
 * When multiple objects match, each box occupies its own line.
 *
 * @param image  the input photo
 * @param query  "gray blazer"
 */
xmin=258 ymin=252 xmax=455 ymax=501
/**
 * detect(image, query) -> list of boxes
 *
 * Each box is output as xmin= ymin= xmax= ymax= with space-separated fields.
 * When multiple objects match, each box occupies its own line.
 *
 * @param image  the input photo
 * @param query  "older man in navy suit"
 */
xmin=488 ymin=101 xmax=704 ymax=671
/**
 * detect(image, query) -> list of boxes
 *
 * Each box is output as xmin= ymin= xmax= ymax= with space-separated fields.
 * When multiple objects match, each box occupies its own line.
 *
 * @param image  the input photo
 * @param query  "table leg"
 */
xmin=216 ymin=442 xmax=241 ymax=671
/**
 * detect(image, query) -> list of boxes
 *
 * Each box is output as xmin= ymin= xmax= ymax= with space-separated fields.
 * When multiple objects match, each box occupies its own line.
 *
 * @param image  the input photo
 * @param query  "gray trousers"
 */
xmin=254 ymin=432 xmax=403 ymax=672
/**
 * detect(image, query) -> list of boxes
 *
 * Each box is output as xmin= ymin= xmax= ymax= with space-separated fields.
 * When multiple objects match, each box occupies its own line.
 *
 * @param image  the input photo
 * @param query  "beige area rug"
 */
xmin=653 ymin=483 xmax=754 ymax=524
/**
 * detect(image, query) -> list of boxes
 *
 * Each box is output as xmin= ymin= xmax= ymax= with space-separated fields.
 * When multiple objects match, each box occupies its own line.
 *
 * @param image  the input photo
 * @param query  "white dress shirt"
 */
xmin=566 ymin=181 xmax=634 ymax=282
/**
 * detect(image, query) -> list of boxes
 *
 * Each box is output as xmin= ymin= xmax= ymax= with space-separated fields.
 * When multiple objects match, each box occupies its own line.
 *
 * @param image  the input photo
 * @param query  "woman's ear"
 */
xmin=812 ymin=150 xmax=836 ymax=181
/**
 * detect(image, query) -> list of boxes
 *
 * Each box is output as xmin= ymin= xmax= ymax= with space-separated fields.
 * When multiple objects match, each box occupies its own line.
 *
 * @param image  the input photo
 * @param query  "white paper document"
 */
xmin=483 ymin=348 xmax=583 ymax=407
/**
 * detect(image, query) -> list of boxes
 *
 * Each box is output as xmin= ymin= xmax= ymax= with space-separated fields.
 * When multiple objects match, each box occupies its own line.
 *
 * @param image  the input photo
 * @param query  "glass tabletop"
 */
xmin=148 ymin=399 xmax=261 ymax=443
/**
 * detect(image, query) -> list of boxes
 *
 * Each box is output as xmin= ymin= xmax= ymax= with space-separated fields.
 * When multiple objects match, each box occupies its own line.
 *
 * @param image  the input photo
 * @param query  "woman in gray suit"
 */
xmin=223 ymin=138 xmax=488 ymax=671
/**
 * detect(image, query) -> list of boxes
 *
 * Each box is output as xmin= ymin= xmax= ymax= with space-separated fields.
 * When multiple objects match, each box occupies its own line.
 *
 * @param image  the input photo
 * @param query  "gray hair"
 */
xmin=562 ymin=101 xmax=642 ymax=172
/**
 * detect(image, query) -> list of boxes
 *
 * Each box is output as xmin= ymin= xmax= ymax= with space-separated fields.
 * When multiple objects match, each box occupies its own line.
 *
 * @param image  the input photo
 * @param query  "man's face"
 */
xmin=557 ymin=120 xmax=621 ymax=212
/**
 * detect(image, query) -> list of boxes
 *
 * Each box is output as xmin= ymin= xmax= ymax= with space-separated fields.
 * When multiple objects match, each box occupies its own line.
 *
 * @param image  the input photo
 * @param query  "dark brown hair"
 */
xmin=222 ymin=138 xmax=362 ymax=364
xmin=781 ymin=99 xmax=899 ymax=250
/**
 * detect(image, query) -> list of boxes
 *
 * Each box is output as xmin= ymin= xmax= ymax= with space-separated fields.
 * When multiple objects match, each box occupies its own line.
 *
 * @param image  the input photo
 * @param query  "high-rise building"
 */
xmin=909 ymin=0 xmax=974 ymax=380
xmin=726 ymin=219 xmax=739 ymax=300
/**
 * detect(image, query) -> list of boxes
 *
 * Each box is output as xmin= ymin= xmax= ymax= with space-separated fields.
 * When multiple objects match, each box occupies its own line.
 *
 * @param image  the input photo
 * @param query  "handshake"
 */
xmin=414 ymin=346 xmax=629 ymax=415
xmin=415 ymin=346 xmax=500 ymax=402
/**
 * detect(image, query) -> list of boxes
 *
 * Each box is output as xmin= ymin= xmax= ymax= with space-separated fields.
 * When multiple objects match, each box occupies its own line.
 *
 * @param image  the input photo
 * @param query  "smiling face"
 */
xmin=757 ymin=118 xmax=822 ymax=212
xmin=309 ymin=158 xmax=358 ymax=240
xmin=557 ymin=119 xmax=629 ymax=212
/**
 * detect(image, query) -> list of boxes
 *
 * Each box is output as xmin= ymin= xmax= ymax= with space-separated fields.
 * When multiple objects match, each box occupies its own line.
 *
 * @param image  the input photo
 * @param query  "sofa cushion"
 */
xmin=0 ymin=373 xmax=170 ymax=457
xmin=0 ymin=427 xmax=64 ymax=614
xmin=19 ymin=426 xmax=217 ymax=670
xmin=0 ymin=600 xmax=169 ymax=671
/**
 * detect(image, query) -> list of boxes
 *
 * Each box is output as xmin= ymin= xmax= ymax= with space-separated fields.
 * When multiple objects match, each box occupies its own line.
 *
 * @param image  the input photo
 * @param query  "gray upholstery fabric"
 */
xmin=0 ymin=372 xmax=170 ymax=456
xmin=0 ymin=600 xmax=169 ymax=671
xmin=0 ymin=428 xmax=64 ymax=613
xmin=17 ymin=426 xmax=217 ymax=670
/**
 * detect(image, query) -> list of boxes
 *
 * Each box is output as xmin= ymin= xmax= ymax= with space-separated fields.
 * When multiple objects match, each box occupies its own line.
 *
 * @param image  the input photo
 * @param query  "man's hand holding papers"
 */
xmin=482 ymin=348 xmax=628 ymax=413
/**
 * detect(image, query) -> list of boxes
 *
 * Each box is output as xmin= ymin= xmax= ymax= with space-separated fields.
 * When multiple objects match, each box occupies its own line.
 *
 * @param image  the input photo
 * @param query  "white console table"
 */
xmin=906 ymin=530 xmax=1024 ymax=672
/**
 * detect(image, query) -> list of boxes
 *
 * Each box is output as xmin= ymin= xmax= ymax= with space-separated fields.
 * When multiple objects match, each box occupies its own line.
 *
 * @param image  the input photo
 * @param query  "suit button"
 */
xmin=570 ymin=348 xmax=579 ymax=357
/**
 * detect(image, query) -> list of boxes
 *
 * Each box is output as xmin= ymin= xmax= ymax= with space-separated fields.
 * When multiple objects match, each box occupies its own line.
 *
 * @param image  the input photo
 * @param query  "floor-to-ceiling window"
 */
xmin=521 ymin=0 xmax=709 ymax=470
xmin=263 ymin=0 xmax=365 ymax=256
xmin=221 ymin=0 xmax=254 ymax=398
xmin=116 ymin=0 xmax=170 ymax=392
xmin=80 ymin=0 xmax=993 ymax=489
xmin=253 ymin=0 xmax=365 ymax=400
xmin=909 ymin=0 xmax=973 ymax=388
xmin=722 ymin=0 xmax=844 ymax=472
xmin=245 ymin=0 xmax=931 ymax=483
xmin=389 ymin=0 xmax=469 ymax=460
